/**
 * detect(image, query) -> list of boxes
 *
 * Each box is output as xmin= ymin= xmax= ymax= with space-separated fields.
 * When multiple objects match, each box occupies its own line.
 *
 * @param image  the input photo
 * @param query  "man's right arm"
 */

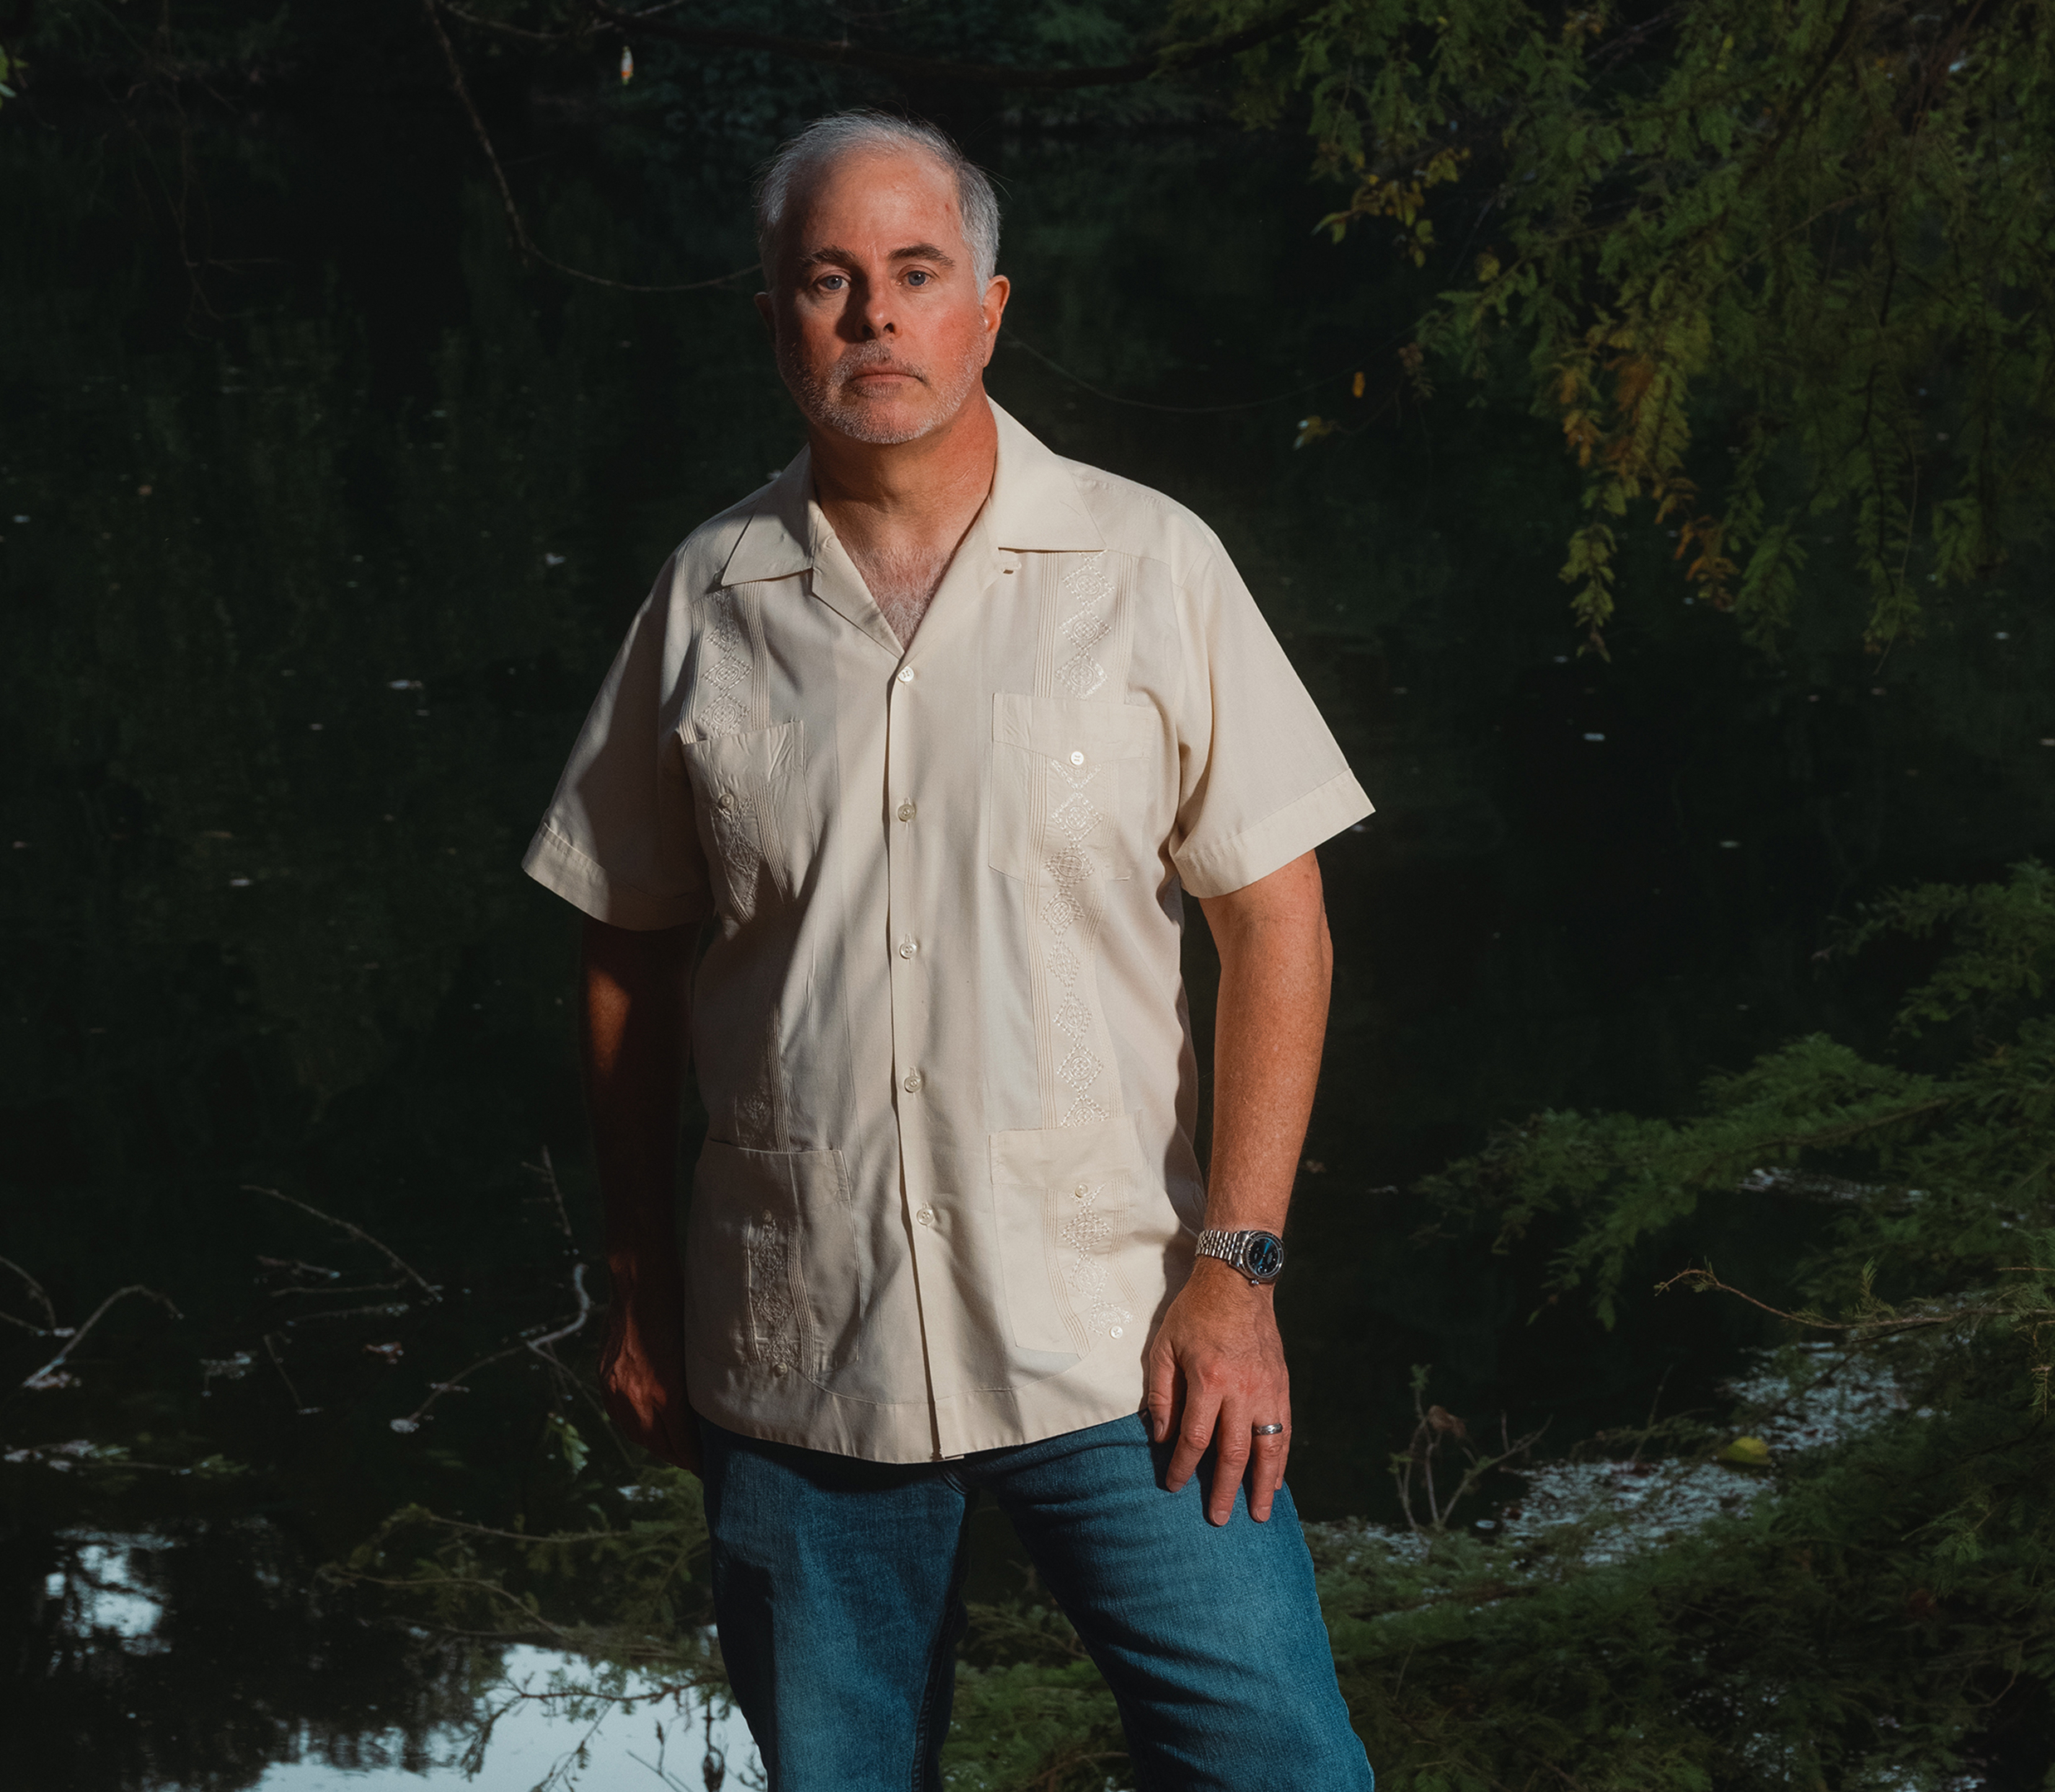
xmin=581 ymin=914 xmax=701 ymax=1473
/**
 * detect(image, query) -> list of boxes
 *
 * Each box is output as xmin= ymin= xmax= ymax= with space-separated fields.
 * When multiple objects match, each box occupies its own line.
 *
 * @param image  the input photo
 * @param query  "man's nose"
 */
xmin=856 ymin=284 xmax=896 ymax=338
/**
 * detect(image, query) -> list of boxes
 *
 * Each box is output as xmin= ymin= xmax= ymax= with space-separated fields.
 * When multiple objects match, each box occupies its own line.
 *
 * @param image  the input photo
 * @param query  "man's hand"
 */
xmin=598 ymin=1266 xmax=702 ymax=1474
xmin=1144 ymin=1256 xmax=1291 ymax=1524
xmin=583 ymin=916 xmax=701 ymax=1473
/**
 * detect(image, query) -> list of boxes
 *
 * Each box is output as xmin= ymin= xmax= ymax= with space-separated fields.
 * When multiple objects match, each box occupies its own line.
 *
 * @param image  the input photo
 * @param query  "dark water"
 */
xmin=5 ymin=83 xmax=2053 ymax=1790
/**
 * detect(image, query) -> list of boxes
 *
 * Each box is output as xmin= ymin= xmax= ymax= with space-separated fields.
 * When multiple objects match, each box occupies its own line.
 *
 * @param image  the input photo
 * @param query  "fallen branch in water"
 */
xmin=12 ymin=1284 xmax=182 ymax=1398
xmin=390 ymin=1262 xmax=594 ymax=1434
xmin=245 ymin=1185 xmax=442 ymax=1303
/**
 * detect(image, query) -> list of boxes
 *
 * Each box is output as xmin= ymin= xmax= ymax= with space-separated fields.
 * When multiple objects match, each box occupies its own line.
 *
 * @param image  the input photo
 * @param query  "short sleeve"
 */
xmin=1167 ymin=534 xmax=1373 ymax=898
xmin=521 ymin=559 xmax=712 ymax=930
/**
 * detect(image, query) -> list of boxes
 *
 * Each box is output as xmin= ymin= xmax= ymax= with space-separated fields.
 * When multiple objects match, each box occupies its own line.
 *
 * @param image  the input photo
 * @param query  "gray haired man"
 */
xmin=526 ymin=111 xmax=1376 ymax=1790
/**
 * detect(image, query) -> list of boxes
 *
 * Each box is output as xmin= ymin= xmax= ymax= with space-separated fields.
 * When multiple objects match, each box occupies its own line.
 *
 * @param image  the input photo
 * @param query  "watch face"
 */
xmin=1244 ymin=1232 xmax=1284 ymax=1280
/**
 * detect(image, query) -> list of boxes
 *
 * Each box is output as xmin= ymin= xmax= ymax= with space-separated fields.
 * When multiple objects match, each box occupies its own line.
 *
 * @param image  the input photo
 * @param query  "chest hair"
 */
xmin=848 ymin=540 xmax=954 ymax=648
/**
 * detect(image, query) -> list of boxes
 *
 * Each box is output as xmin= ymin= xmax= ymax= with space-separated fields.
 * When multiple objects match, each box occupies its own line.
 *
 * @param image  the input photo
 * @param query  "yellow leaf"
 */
xmin=1718 ymin=1435 xmax=1772 ymax=1466
xmin=1352 ymin=370 xmax=1366 ymax=398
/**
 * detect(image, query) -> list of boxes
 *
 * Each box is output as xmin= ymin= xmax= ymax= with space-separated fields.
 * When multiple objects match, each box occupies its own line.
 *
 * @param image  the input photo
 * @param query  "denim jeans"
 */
xmin=700 ymin=1412 xmax=1374 ymax=1792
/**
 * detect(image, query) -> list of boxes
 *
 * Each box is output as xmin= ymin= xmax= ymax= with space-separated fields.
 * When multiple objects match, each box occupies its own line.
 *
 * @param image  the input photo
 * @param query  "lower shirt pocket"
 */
xmin=989 ymin=1113 xmax=1143 ymax=1356
xmin=684 ymin=1139 xmax=862 ymax=1381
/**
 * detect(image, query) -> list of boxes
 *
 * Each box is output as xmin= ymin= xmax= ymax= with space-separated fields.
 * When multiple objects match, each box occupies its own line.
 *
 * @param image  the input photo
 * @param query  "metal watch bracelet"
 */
xmin=1195 ymin=1226 xmax=1285 ymax=1285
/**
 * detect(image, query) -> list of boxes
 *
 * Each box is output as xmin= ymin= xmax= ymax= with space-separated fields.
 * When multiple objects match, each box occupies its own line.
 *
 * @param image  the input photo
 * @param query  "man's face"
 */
xmin=759 ymin=147 xmax=1007 ymax=448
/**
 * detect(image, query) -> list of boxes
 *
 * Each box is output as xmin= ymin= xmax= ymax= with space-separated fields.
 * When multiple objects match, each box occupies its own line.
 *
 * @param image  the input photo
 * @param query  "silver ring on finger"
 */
xmin=1252 ymin=1422 xmax=1285 ymax=1436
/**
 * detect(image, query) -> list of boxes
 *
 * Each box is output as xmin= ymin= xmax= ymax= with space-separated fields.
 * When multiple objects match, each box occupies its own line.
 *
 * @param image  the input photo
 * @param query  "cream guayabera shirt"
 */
xmin=524 ymin=404 xmax=1372 ymax=1462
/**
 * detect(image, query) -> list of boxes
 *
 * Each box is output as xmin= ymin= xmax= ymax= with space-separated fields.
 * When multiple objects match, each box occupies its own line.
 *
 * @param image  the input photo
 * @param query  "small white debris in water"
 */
xmin=229 ymin=878 xmax=252 ymax=888
xmin=308 ymin=722 xmax=323 ymax=732
xmin=388 ymin=678 xmax=423 ymax=690
xmin=544 ymin=553 xmax=566 ymax=567
xmin=11 ymin=514 xmax=26 ymax=523
xmin=1583 ymin=732 xmax=1606 ymax=742
xmin=1994 ymin=631 xmax=2009 ymax=639
xmin=1719 ymin=840 xmax=1739 ymax=849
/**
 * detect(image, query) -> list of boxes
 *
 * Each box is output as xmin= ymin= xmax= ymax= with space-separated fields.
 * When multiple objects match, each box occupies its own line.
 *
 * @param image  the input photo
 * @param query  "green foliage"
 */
xmin=1310 ymin=1383 xmax=2055 ymax=1790
xmin=1431 ymin=861 xmax=2055 ymax=1329
xmin=1372 ymin=860 xmax=2055 ymax=1780
xmin=1199 ymin=0 xmax=2055 ymax=651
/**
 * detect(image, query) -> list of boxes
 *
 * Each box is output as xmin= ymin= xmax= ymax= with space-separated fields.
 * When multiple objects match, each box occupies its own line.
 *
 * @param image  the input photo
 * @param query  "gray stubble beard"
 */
xmin=777 ymin=335 xmax=986 ymax=447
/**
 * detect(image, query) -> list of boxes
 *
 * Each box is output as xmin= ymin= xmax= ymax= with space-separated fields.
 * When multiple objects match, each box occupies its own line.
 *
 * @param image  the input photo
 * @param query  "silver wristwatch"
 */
xmin=1196 ymin=1227 xmax=1286 ymax=1285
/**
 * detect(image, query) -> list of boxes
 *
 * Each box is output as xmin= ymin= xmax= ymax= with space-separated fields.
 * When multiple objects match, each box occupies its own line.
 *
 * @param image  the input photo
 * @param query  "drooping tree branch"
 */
xmin=576 ymin=0 xmax=1321 ymax=90
xmin=422 ymin=0 xmax=758 ymax=293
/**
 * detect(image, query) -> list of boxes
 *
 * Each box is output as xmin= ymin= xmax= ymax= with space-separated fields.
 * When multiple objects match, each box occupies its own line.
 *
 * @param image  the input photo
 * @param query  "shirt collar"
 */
xmin=715 ymin=397 xmax=1103 ymax=591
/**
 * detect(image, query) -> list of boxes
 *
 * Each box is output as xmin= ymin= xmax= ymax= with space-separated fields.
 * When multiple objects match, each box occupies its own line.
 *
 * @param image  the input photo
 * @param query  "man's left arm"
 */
xmin=1145 ymin=849 xmax=1333 ymax=1525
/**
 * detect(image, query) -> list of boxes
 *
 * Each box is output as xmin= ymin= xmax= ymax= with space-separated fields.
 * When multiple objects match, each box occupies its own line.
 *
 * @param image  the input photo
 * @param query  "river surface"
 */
xmin=4 ymin=78 xmax=2051 ymax=1790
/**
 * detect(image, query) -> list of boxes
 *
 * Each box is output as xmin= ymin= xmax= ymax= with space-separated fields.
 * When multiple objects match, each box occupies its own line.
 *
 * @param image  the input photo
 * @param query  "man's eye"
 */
xmin=906 ymin=270 xmax=931 ymax=286
xmin=818 ymin=275 xmax=847 ymax=292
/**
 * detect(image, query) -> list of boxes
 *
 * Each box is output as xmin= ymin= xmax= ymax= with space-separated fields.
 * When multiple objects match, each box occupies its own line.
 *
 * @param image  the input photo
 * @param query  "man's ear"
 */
xmin=979 ymin=275 xmax=1011 ymax=366
xmin=753 ymin=291 xmax=776 ymax=337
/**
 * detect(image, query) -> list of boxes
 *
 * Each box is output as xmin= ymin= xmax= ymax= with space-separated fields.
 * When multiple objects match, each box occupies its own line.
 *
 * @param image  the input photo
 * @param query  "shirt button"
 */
xmin=916 ymin=1205 xmax=936 ymax=1226
xmin=1069 ymin=750 xmax=1085 ymax=766
xmin=897 ymin=799 xmax=917 ymax=822
xmin=898 ymin=939 xmax=918 ymax=959
xmin=717 ymin=791 xmax=736 ymax=812
xmin=903 ymin=1069 xmax=924 ymax=1094
xmin=897 ymin=667 xmax=916 ymax=683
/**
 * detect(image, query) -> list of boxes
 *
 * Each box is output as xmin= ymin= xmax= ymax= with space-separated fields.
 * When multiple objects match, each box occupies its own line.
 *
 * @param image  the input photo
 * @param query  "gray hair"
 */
xmin=754 ymin=111 xmax=1001 ymax=290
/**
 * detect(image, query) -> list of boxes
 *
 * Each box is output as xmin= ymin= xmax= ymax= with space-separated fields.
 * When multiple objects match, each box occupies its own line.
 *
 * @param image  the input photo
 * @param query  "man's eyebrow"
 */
xmin=798 ymin=242 xmax=957 ymax=268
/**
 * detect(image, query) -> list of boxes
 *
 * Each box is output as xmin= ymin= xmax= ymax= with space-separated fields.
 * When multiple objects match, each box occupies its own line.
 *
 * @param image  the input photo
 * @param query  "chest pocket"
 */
xmin=679 ymin=721 xmax=807 ymax=926
xmin=988 ymin=694 xmax=1161 ymax=884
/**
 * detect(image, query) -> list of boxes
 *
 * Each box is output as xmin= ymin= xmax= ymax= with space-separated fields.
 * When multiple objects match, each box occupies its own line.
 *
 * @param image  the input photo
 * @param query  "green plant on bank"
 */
xmin=339 ymin=863 xmax=2055 ymax=1787
xmin=1200 ymin=0 xmax=2055 ymax=654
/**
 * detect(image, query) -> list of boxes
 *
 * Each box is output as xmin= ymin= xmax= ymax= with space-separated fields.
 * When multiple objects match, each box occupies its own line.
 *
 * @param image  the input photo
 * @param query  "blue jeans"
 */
xmin=700 ymin=1413 xmax=1374 ymax=1792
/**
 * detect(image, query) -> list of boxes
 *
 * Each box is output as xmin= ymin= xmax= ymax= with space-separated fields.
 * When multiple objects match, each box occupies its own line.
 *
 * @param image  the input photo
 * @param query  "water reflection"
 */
xmin=4 ymin=92 xmax=2052 ymax=1790
xmin=24 ymin=1525 xmax=759 ymax=1791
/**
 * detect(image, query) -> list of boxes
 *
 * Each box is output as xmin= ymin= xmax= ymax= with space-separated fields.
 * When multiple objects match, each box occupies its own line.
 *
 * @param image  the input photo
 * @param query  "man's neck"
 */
xmin=810 ymin=390 xmax=999 ymax=648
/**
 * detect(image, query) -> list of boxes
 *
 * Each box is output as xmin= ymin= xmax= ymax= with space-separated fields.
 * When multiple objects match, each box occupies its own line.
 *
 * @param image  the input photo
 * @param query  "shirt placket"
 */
xmin=883 ymin=644 xmax=965 ymax=1456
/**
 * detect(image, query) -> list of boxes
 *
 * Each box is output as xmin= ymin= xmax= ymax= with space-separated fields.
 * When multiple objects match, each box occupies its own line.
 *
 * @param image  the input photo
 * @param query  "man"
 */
xmin=524 ymin=110 xmax=1375 ymax=1791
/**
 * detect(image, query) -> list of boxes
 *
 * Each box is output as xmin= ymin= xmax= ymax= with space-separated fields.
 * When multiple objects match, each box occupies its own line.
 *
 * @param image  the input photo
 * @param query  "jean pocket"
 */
xmin=684 ymin=1139 xmax=862 ymax=1380
xmin=987 ymin=694 xmax=1160 ymax=884
xmin=989 ymin=1113 xmax=1143 ymax=1356
xmin=678 ymin=720 xmax=807 ymax=925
